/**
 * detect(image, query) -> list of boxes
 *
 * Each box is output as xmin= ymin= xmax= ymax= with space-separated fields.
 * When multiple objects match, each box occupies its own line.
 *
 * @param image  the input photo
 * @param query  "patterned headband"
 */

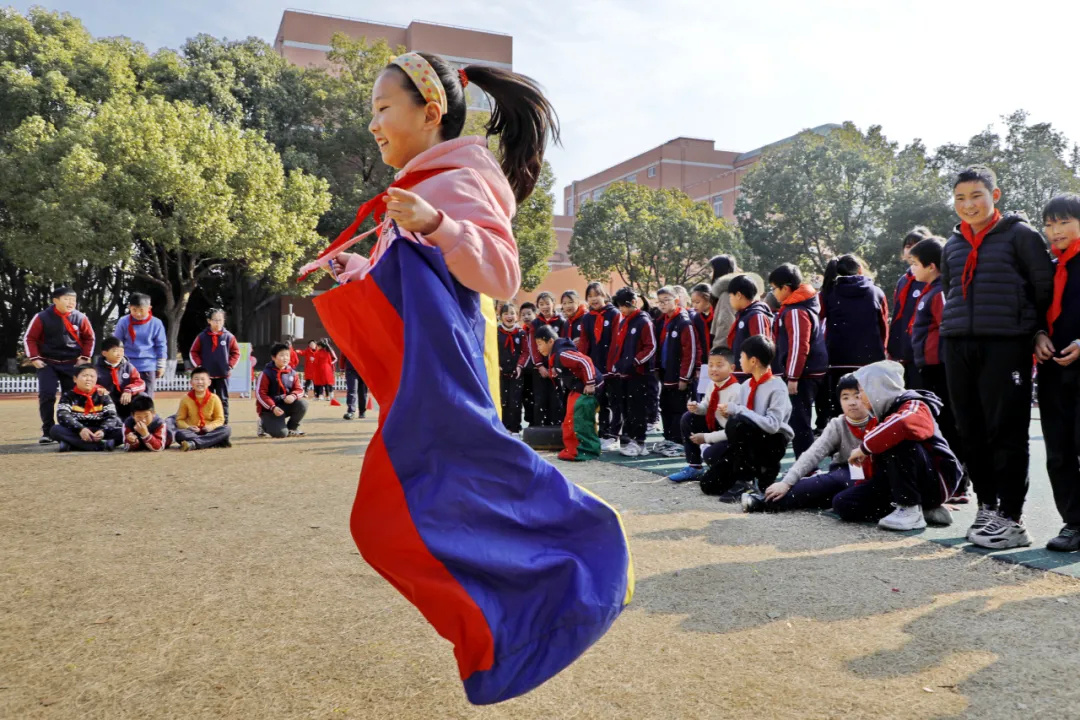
xmin=390 ymin=52 xmax=447 ymax=114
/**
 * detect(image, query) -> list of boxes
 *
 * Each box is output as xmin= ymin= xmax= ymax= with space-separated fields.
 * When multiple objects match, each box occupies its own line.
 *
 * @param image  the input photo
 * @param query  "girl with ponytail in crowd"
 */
xmin=297 ymin=52 xmax=632 ymax=705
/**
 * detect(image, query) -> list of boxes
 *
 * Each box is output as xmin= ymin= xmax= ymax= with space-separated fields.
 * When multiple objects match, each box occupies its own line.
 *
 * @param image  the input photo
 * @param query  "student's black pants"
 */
xmin=345 ymin=363 xmax=367 ymax=415
xmin=659 ymin=385 xmax=689 ymax=443
xmin=789 ymin=376 xmax=823 ymax=459
xmin=1038 ymin=361 xmax=1080 ymax=525
xmin=646 ymin=373 xmax=661 ymax=426
xmin=209 ymin=377 xmax=231 ymax=424
xmin=616 ymin=374 xmax=649 ymax=445
xmin=530 ymin=368 xmax=563 ymax=427
xmin=699 ymin=414 xmax=789 ymax=496
xmin=832 ymin=441 xmax=946 ymax=521
xmin=175 ymin=426 xmax=232 ymax=449
xmin=768 ymin=464 xmax=853 ymax=511
xmin=680 ymin=412 xmax=712 ymax=466
xmin=500 ymin=374 xmax=524 ymax=433
xmin=944 ymin=336 xmax=1031 ymax=521
xmin=49 ymin=424 xmax=124 ymax=451
xmin=596 ymin=382 xmax=615 ymax=440
xmin=917 ymin=363 xmax=964 ymax=465
xmin=522 ymin=366 xmax=536 ymax=426
xmin=261 ymin=401 xmax=308 ymax=438
xmin=36 ymin=361 xmax=78 ymax=435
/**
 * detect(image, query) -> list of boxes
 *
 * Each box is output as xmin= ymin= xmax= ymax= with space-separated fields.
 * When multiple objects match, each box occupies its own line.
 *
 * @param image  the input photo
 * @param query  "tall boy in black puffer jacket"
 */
xmin=941 ymin=165 xmax=1053 ymax=549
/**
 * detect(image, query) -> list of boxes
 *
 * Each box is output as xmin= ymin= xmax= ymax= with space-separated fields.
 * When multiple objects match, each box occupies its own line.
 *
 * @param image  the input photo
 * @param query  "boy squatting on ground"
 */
xmin=174 ymin=367 xmax=232 ymax=451
xmin=534 ymin=325 xmax=602 ymax=462
xmin=256 ymin=343 xmax=309 ymax=438
xmin=666 ymin=347 xmax=743 ymax=483
xmin=49 ymin=364 xmax=124 ymax=452
xmin=697 ymin=335 xmax=794 ymax=501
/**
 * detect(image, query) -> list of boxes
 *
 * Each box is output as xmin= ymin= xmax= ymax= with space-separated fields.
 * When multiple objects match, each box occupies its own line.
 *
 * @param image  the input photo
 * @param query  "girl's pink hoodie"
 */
xmin=343 ymin=136 xmax=521 ymax=300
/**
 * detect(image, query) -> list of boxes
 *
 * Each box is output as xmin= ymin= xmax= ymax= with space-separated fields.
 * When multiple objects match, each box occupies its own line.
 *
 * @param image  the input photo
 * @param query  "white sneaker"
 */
xmin=619 ymin=441 xmax=642 ymax=457
xmin=969 ymin=516 xmax=1033 ymax=549
xmin=878 ymin=505 xmax=927 ymax=531
xmin=636 ymin=441 xmax=651 ymax=456
xmin=924 ymin=506 xmax=953 ymax=526
xmin=647 ymin=422 xmax=661 ymax=434
xmin=661 ymin=443 xmax=685 ymax=458
xmin=600 ymin=437 xmax=620 ymax=452
xmin=966 ymin=505 xmax=999 ymax=542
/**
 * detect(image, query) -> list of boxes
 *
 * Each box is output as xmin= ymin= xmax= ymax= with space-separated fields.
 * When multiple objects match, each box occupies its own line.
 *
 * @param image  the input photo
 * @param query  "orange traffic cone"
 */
xmin=329 ymin=397 xmax=342 ymax=407
xmin=366 ymin=395 xmax=375 ymax=411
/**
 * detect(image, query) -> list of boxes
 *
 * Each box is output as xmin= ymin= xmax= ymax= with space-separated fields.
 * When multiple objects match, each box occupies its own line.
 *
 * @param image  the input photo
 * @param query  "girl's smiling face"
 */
xmin=561 ymin=296 xmax=579 ymax=316
xmin=537 ymin=297 xmax=554 ymax=317
xmin=369 ymin=69 xmax=443 ymax=170
xmin=586 ymin=290 xmax=605 ymax=310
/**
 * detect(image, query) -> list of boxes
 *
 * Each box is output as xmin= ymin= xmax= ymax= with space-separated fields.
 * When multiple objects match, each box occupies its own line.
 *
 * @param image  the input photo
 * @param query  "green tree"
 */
xmin=736 ymin=122 xmax=896 ymax=276
xmin=0 ymin=96 xmax=330 ymax=357
xmin=569 ymin=182 xmax=741 ymax=294
xmin=512 ymin=160 xmax=556 ymax=293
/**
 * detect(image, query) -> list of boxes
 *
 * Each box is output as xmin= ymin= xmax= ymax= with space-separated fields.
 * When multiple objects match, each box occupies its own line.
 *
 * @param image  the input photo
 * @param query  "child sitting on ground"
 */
xmin=256 ymin=343 xmax=308 ymax=438
xmin=743 ymin=373 xmax=874 ymax=512
xmin=123 ymin=394 xmax=172 ymax=452
xmin=831 ymin=361 xmax=961 ymax=530
xmin=50 ymin=364 xmax=124 ymax=452
xmin=174 ymin=367 xmax=232 ymax=451
xmin=95 ymin=337 xmax=146 ymax=420
xmin=535 ymin=325 xmax=602 ymax=461
xmin=700 ymin=335 xmax=793 ymax=501
xmin=667 ymin=347 xmax=742 ymax=483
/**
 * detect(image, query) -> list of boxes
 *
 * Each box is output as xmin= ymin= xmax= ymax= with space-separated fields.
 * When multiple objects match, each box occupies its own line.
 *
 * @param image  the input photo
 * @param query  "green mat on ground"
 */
xmin=594 ymin=413 xmax=1080 ymax=579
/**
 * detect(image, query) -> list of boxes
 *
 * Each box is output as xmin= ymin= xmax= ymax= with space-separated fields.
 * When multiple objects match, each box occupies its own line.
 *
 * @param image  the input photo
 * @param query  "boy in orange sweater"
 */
xmin=174 ymin=366 xmax=232 ymax=451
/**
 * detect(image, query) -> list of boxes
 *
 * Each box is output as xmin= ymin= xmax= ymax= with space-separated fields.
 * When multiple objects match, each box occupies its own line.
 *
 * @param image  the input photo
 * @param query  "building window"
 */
xmin=712 ymin=195 xmax=724 ymax=217
xmin=567 ymin=196 xmax=574 ymax=215
xmin=647 ymin=166 xmax=657 ymax=178
xmin=593 ymin=187 xmax=604 ymax=200
xmin=626 ymin=174 xmax=637 ymax=183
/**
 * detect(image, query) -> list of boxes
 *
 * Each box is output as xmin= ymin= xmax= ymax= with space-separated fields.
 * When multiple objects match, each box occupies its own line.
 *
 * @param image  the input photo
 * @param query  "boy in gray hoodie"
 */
xmin=743 ymin=373 xmax=873 ymax=512
xmin=831 ymin=361 xmax=962 ymax=530
xmin=700 ymin=335 xmax=794 ymax=499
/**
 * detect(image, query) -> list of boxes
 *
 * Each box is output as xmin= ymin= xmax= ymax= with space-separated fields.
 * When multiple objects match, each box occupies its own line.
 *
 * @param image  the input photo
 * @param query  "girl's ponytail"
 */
xmin=390 ymin=53 xmax=560 ymax=205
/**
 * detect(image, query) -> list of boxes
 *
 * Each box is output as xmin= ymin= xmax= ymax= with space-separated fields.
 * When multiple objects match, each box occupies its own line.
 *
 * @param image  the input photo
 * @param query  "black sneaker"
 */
xmin=719 ymin=480 xmax=753 ymax=503
xmin=1047 ymin=524 xmax=1080 ymax=552
xmin=57 ymin=441 xmax=70 ymax=453
xmin=38 ymin=435 xmax=55 ymax=445
xmin=343 ymin=412 xmax=356 ymax=420
xmin=220 ymin=438 xmax=232 ymax=449
xmin=103 ymin=439 xmax=116 ymax=452
xmin=742 ymin=492 xmax=766 ymax=513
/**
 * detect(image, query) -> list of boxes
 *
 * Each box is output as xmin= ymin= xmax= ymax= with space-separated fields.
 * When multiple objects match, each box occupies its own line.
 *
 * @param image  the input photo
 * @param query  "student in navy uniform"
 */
xmin=530 ymin=292 xmax=565 ymax=426
xmin=560 ymin=290 xmax=587 ymax=341
xmin=819 ymin=254 xmax=888 ymax=422
xmin=607 ymin=287 xmax=657 ymax=458
xmin=578 ymin=282 xmax=620 ymax=450
xmin=888 ymin=226 xmax=931 ymax=389
xmin=689 ymin=284 xmax=713 ymax=388
xmin=768 ymin=263 xmax=828 ymax=458
xmin=95 ymin=337 xmax=147 ymax=421
xmin=257 ymin=342 xmax=308 ymax=438
xmin=113 ymin=293 xmax=167 ymax=396
xmin=23 ymin=286 xmax=95 ymax=444
xmin=49 ymin=364 xmax=123 ymax=451
xmin=518 ymin=302 xmax=538 ymax=426
xmin=652 ymin=286 xmax=698 ymax=457
xmin=944 ymin=166 xmax=1054 ymax=549
xmin=1036 ymin=193 xmax=1080 ymax=552
xmin=497 ymin=303 xmax=527 ymax=436
xmin=189 ymin=308 xmax=240 ymax=424
xmin=726 ymin=274 xmax=772 ymax=372
xmin=122 ymin=394 xmax=172 ymax=452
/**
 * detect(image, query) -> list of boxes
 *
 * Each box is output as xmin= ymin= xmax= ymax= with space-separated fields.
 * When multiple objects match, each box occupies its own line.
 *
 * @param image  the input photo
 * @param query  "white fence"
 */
xmin=0 ymin=373 xmax=348 ymax=394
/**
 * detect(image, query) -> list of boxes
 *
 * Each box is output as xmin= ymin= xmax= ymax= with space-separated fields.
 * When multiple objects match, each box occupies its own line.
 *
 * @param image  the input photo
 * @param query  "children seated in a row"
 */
xmin=50 ymin=364 xmax=124 ymax=451
xmin=256 ymin=343 xmax=309 ymax=438
xmin=535 ymin=325 xmax=602 ymax=461
xmin=96 ymin=337 xmax=146 ymax=420
xmin=174 ymin=367 xmax=232 ymax=451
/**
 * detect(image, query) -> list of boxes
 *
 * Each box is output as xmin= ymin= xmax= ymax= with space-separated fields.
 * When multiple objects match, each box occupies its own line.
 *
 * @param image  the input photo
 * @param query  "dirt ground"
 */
xmin=2 ymin=397 xmax=1080 ymax=720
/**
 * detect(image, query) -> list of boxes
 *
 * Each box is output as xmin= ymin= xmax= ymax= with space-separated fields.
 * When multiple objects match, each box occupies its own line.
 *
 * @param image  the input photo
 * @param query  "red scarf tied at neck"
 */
xmin=128 ymin=311 xmax=153 ymax=343
xmin=609 ymin=310 xmax=639 ymax=364
xmin=589 ymin=307 xmax=609 ymax=343
xmin=73 ymin=386 xmax=99 ymax=413
xmin=188 ymin=389 xmax=211 ymax=428
xmin=746 ymin=369 xmax=774 ymax=410
xmin=845 ymin=416 xmax=879 ymax=483
xmin=53 ymin=306 xmax=81 ymax=346
xmin=208 ymin=330 xmax=222 ymax=352
xmin=499 ymin=326 xmax=517 ymax=349
xmin=705 ymin=375 xmax=738 ymax=431
xmin=959 ymin=209 xmax=1002 ymax=299
xmin=1048 ymin=239 xmax=1080 ymax=336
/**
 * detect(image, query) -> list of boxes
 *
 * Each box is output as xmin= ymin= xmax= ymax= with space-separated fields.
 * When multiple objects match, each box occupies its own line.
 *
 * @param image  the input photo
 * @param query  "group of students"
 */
xmin=499 ymin=165 xmax=1080 ymax=555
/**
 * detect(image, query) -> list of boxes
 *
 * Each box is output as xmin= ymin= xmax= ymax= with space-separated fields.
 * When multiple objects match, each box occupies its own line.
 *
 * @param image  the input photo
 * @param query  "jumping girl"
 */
xmin=297 ymin=52 xmax=631 ymax=705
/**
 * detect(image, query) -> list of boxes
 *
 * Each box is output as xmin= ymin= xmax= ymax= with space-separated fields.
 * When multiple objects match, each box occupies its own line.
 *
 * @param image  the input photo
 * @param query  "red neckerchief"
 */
xmin=73 ymin=386 xmax=99 ymax=413
xmin=188 ymin=389 xmax=211 ymax=427
xmin=701 ymin=307 xmax=714 ymax=349
xmin=660 ymin=310 xmax=678 ymax=343
xmin=589 ymin=306 xmax=611 ymax=343
xmin=538 ymin=314 xmax=560 ymax=327
xmin=610 ymin=309 xmax=640 ymax=362
xmin=845 ymin=416 xmax=879 ymax=482
xmin=129 ymin=311 xmax=152 ymax=343
xmin=564 ymin=306 xmax=586 ymax=338
xmin=105 ymin=360 xmax=121 ymax=392
xmin=298 ymin=167 xmax=451 ymax=281
xmin=208 ymin=330 xmax=222 ymax=353
xmin=499 ymin=325 xmax=517 ymax=349
xmin=274 ymin=365 xmax=290 ymax=396
xmin=705 ymin=375 xmax=738 ymax=431
xmin=894 ymin=270 xmax=916 ymax=321
xmin=746 ymin=369 xmax=774 ymax=410
xmin=1049 ymin=239 xmax=1080 ymax=335
xmin=53 ymin=306 xmax=81 ymax=346
xmin=959 ymin=209 xmax=1002 ymax=299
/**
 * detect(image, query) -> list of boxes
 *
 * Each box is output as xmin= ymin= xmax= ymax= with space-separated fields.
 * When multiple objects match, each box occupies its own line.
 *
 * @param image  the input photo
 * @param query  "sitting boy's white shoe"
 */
xmin=619 ymin=440 xmax=641 ymax=457
xmin=969 ymin=516 xmax=1033 ymax=549
xmin=878 ymin=505 xmax=926 ymax=531
xmin=600 ymin=437 xmax=620 ymax=452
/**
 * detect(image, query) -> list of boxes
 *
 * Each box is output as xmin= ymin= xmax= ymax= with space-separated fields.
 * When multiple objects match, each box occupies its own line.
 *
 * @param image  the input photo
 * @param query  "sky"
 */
xmin=14 ymin=0 xmax=1080 ymax=212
